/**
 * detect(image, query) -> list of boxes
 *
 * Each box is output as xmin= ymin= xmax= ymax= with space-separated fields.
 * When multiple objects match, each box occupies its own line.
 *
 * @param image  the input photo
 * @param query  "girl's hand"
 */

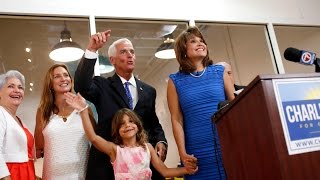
xmin=64 ymin=92 xmax=87 ymax=111
xmin=180 ymin=153 xmax=197 ymax=168
xmin=185 ymin=165 xmax=198 ymax=175
xmin=181 ymin=153 xmax=198 ymax=175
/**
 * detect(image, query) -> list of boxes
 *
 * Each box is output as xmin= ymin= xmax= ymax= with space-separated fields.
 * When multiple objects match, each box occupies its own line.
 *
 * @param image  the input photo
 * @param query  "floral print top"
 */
xmin=112 ymin=144 xmax=152 ymax=180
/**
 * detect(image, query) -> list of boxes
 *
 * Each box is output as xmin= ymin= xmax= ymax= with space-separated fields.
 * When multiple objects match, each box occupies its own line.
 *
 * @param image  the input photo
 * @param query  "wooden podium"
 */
xmin=212 ymin=74 xmax=320 ymax=180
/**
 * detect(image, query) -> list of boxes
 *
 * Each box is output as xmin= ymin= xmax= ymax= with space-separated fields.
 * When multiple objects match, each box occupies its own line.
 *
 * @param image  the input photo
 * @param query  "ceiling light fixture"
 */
xmin=49 ymin=22 xmax=84 ymax=62
xmin=155 ymin=34 xmax=176 ymax=59
xmin=98 ymin=55 xmax=114 ymax=74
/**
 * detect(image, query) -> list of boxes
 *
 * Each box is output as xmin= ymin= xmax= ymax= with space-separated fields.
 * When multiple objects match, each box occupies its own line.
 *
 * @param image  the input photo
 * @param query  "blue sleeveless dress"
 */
xmin=169 ymin=65 xmax=226 ymax=180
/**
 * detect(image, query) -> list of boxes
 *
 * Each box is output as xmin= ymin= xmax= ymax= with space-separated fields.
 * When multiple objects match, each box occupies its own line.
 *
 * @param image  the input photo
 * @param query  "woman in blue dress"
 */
xmin=167 ymin=26 xmax=235 ymax=180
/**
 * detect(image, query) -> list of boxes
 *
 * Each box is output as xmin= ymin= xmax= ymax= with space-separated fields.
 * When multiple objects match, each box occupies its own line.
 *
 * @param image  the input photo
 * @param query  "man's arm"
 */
xmin=74 ymin=30 xmax=111 ymax=98
xmin=74 ymin=54 xmax=97 ymax=94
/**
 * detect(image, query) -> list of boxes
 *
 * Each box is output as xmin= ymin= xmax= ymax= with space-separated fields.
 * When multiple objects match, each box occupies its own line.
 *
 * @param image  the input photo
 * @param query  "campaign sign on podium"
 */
xmin=273 ymin=77 xmax=320 ymax=155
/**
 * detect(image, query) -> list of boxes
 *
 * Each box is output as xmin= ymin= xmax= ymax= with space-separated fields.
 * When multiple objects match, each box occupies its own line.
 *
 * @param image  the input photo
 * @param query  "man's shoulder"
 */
xmin=136 ymin=79 xmax=156 ymax=91
xmin=93 ymin=74 xmax=117 ymax=83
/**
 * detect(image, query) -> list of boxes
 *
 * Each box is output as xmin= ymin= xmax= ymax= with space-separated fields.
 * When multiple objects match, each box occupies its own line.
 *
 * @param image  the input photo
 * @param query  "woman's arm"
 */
xmin=167 ymin=80 xmax=185 ymax=156
xmin=34 ymin=109 xmax=44 ymax=158
xmin=167 ymin=79 xmax=196 ymax=164
xmin=0 ymin=114 xmax=10 ymax=179
xmin=148 ymin=143 xmax=197 ymax=177
xmin=223 ymin=70 xmax=235 ymax=101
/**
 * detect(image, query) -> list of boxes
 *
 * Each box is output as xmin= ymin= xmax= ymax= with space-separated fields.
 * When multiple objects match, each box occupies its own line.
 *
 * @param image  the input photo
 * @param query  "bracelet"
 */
xmin=77 ymin=104 xmax=89 ymax=113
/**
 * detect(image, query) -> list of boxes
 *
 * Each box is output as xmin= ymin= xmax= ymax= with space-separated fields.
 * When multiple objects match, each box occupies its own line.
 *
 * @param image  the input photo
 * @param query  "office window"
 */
xmin=196 ymin=23 xmax=276 ymax=86
xmin=0 ymin=16 xmax=89 ymax=128
xmin=274 ymin=26 xmax=320 ymax=73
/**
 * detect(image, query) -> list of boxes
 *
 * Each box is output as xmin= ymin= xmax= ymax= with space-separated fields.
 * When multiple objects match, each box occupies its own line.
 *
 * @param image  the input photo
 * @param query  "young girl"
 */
xmin=64 ymin=92 xmax=198 ymax=179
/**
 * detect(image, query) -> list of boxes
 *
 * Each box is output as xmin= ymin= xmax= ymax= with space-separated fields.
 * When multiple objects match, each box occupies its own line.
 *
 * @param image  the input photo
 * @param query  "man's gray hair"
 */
xmin=108 ymin=38 xmax=133 ymax=58
xmin=0 ymin=70 xmax=25 ymax=89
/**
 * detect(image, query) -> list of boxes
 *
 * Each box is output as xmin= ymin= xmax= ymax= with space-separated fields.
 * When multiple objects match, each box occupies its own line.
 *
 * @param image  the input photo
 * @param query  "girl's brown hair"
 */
xmin=111 ymin=108 xmax=148 ymax=149
xmin=38 ymin=64 xmax=73 ymax=125
xmin=174 ymin=26 xmax=213 ymax=73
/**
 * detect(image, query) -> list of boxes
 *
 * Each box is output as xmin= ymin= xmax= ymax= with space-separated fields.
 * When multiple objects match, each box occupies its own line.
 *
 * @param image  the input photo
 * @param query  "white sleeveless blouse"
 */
xmin=42 ymin=110 xmax=89 ymax=180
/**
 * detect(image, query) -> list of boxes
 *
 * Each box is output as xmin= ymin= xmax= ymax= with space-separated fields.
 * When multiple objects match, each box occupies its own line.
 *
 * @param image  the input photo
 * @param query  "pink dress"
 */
xmin=112 ymin=145 xmax=152 ymax=180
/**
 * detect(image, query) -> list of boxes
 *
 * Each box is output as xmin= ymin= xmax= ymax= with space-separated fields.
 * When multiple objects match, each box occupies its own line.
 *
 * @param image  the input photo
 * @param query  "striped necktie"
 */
xmin=124 ymin=82 xmax=133 ymax=109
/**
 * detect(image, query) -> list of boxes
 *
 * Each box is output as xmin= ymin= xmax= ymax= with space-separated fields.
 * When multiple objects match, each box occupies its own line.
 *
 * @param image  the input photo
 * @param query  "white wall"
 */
xmin=1 ymin=0 xmax=320 ymax=26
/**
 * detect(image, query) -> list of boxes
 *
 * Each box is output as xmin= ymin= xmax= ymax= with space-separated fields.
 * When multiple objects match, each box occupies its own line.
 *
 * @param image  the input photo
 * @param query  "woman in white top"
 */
xmin=34 ymin=64 xmax=95 ymax=180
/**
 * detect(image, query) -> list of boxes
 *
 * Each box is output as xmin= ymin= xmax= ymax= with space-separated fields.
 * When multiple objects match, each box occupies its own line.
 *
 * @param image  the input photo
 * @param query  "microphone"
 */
xmin=284 ymin=47 xmax=320 ymax=72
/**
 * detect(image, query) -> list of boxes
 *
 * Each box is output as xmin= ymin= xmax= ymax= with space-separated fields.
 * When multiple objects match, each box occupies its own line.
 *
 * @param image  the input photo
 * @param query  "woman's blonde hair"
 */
xmin=38 ymin=64 xmax=73 ymax=125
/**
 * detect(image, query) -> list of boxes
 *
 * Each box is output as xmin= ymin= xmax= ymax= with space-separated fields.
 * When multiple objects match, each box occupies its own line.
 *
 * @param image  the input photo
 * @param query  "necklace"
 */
xmin=55 ymin=104 xmax=74 ymax=122
xmin=189 ymin=67 xmax=206 ymax=78
xmin=57 ymin=114 xmax=68 ymax=122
